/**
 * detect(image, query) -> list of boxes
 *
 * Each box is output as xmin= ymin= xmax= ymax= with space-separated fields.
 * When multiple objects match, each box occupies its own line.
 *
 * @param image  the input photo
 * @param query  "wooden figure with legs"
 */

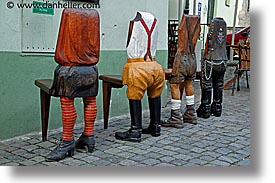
xmin=161 ymin=14 xmax=201 ymax=128
xmin=115 ymin=12 xmax=165 ymax=142
xmin=46 ymin=9 xmax=100 ymax=161
xmin=197 ymin=17 xmax=228 ymax=119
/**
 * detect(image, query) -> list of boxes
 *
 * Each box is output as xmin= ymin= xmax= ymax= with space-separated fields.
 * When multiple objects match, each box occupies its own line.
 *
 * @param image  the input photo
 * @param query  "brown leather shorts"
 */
xmin=122 ymin=58 xmax=165 ymax=100
xmin=169 ymin=53 xmax=197 ymax=84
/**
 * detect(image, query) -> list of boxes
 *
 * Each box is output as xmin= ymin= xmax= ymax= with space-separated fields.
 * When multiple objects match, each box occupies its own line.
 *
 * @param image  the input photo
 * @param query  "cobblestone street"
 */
xmin=0 ymin=78 xmax=250 ymax=167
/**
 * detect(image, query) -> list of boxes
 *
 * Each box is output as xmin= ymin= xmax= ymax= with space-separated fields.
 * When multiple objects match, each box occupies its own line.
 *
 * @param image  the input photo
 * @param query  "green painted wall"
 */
xmin=0 ymin=50 xmax=167 ymax=140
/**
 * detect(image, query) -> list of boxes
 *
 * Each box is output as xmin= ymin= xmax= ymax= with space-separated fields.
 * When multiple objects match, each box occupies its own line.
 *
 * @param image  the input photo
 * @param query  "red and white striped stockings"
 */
xmin=60 ymin=96 xmax=97 ymax=141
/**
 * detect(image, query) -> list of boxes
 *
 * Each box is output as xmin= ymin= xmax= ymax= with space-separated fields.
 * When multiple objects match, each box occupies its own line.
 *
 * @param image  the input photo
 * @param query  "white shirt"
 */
xmin=127 ymin=11 xmax=158 ymax=59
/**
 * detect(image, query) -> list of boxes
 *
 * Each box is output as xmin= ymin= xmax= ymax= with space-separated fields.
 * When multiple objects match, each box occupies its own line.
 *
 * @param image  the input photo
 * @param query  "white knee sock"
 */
xmin=186 ymin=95 xmax=195 ymax=106
xmin=171 ymin=99 xmax=181 ymax=110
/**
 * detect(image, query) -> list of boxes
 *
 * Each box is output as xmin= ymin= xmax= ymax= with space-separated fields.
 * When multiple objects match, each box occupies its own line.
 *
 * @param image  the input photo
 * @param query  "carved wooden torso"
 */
xmin=54 ymin=9 xmax=100 ymax=66
xmin=205 ymin=17 xmax=228 ymax=61
xmin=126 ymin=11 xmax=158 ymax=60
xmin=177 ymin=15 xmax=201 ymax=54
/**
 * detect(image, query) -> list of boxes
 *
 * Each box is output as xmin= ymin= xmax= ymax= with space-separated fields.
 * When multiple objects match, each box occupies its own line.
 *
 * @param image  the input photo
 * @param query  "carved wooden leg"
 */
xmin=170 ymin=83 xmax=181 ymax=100
xmin=40 ymin=89 xmax=51 ymax=141
xmin=102 ymin=81 xmax=112 ymax=129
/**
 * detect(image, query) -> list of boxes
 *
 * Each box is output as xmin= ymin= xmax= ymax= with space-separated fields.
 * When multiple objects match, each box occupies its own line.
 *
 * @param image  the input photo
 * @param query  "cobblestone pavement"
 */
xmin=0 ymin=77 xmax=250 ymax=166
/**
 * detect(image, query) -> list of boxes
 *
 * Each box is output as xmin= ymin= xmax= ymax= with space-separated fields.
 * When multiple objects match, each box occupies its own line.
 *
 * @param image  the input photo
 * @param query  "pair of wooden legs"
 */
xmin=170 ymin=80 xmax=194 ymax=100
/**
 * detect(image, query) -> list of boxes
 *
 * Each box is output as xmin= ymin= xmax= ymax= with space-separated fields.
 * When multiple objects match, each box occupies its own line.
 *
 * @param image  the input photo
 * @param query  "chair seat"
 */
xmin=35 ymin=79 xmax=53 ymax=94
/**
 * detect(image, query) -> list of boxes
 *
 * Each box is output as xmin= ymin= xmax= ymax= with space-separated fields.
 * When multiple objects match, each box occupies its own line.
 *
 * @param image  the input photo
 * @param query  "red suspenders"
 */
xmin=140 ymin=18 xmax=157 ymax=60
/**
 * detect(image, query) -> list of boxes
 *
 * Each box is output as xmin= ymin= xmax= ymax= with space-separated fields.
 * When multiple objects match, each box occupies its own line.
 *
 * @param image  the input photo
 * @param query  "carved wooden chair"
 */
xmin=223 ymin=45 xmax=239 ymax=95
xmin=35 ymin=9 xmax=100 ymax=141
xmin=224 ymin=41 xmax=250 ymax=95
xmin=236 ymin=40 xmax=250 ymax=92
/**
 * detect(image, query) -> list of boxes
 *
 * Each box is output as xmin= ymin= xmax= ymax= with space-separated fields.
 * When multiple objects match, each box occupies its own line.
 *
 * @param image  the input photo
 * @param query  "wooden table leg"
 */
xmin=102 ymin=81 xmax=112 ymax=129
xmin=40 ymin=90 xmax=51 ymax=141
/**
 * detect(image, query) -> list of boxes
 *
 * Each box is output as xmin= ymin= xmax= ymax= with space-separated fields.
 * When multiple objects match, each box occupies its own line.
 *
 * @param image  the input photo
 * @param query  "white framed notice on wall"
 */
xmin=22 ymin=0 xmax=63 ymax=53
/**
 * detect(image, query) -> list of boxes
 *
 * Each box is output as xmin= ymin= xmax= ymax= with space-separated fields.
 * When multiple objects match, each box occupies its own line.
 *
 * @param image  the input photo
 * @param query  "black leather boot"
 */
xmin=211 ymin=78 xmax=224 ymax=117
xmin=142 ymin=96 xmax=161 ymax=137
xmin=46 ymin=139 xmax=75 ymax=162
xmin=75 ymin=133 xmax=95 ymax=153
xmin=115 ymin=100 xmax=142 ymax=142
xmin=183 ymin=105 xmax=197 ymax=124
xmin=211 ymin=102 xmax=222 ymax=117
xmin=197 ymin=104 xmax=211 ymax=119
xmin=161 ymin=109 xmax=183 ymax=128
xmin=197 ymin=89 xmax=212 ymax=119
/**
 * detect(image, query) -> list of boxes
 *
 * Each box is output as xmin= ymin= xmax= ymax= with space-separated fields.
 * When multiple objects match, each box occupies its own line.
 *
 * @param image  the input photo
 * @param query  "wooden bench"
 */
xmin=35 ymin=69 xmax=172 ymax=141
xmin=35 ymin=79 xmax=54 ymax=141
xmin=98 ymin=75 xmax=123 ymax=130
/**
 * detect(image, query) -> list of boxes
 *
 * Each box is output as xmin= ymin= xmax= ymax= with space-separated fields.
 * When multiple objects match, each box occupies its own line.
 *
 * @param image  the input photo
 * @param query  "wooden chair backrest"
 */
xmin=238 ymin=40 xmax=250 ymax=70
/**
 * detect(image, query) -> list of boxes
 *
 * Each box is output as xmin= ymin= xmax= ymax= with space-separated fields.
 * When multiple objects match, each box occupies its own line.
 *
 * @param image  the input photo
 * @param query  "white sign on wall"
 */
xmin=22 ymin=0 xmax=62 ymax=53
